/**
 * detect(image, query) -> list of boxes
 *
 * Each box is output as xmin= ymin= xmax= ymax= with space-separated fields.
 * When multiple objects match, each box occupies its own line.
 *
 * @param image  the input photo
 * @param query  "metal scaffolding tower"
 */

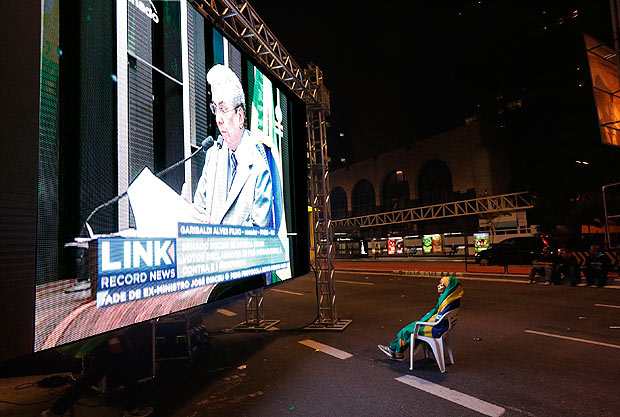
xmin=191 ymin=0 xmax=349 ymax=330
xmin=305 ymin=68 xmax=350 ymax=330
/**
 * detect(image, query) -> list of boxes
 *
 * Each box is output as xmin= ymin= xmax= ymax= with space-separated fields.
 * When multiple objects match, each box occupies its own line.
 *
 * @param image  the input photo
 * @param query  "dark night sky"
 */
xmin=249 ymin=0 xmax=614 ymax=164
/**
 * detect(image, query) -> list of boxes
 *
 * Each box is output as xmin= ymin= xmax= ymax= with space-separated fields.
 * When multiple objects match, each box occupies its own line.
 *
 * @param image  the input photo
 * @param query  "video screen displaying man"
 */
xmin=193 ymin=64 xmax=278 ymax=229
xmin=32 ymin=10 xmax=294 ymax=353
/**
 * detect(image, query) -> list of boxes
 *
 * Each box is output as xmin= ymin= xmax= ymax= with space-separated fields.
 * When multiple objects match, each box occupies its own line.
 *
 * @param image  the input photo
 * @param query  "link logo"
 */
xmin=100 ymin=238 xmax=175 ymax=272
xmin=128 ymin=0 xmax=159 ymax=24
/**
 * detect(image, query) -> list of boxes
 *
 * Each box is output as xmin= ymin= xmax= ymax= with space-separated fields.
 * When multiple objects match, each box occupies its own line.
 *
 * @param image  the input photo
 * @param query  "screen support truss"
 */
xmin=306 ymin=72 xmax=350 ymax=330
xmin=232 ymin=287 xmax=280 ymax=331
xmin=189 ymin=0 xmax=321 ymax=104
xmin=191 ymin=0 xmax=348 ymax=330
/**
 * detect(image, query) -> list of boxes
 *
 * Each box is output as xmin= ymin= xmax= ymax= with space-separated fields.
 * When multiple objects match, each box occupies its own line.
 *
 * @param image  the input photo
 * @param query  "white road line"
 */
xmin=337 ymin=270 xmax=392 ymax=276
xmin=596 ymin=303 xmax=620 ymax=309
xmin=337 ymin=270 xmax=529 ymax=284
xmin=396 ymin=375 xmax=505 ymax=417
xmin=271 ymin=288 xmax=304 ymax=296
xmin=337 ymin=270 xmax=620 ymax=288
xmin=335 ymin=279 xmax=374 ymax=286
xmin=216 ymin=308 xmax=237 ymax=317
xmin=298 ymin=339 xmax=353 ymax=359
xmin=524 ymin=330 xmax=620 ymax=350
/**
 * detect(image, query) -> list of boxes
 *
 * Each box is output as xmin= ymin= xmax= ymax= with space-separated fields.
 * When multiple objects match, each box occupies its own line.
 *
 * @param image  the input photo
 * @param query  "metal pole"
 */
xmin=463 ymin=232 xmax=468 ymax=272
xmin=603 ymin=185 xmax=611 ymax=249
xmin=602 ymin=182 xmax=620 ymax=249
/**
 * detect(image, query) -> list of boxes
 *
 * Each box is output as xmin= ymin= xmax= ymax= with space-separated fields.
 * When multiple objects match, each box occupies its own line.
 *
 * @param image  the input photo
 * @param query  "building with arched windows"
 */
xmin=326 ymin=24 xmax=620 ymax=250
xmin=329 ymin=121 xmax=512 ymax=239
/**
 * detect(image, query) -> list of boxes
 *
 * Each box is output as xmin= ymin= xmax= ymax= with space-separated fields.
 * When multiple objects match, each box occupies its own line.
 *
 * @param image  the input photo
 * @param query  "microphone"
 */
xmin=81 ymin=136 xmax=215 ymax=237
xmin=155 ymin=135 xmax=215 ymax=179
xmin=202 ymin=135 xmax=215 ymax=150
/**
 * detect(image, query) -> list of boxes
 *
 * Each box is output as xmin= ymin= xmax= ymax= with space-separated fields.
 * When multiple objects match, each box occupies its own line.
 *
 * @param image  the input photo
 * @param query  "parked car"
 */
xmin=475 ymin=236 xmax=549 ymax=266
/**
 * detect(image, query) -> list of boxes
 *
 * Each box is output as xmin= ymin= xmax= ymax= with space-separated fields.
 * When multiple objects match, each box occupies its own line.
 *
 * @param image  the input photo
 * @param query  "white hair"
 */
xmin=206 ymin=64 xmax=246 ymax=114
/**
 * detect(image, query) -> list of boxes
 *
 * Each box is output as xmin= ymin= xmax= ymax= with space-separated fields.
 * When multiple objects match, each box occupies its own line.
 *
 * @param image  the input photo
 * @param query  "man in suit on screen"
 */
xmin=193 ymin=64 xmax=276 ymax=228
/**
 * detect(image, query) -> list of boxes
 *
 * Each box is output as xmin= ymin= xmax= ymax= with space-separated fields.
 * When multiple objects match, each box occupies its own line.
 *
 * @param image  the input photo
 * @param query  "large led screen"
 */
xmin=32 ymin=0 xmax=307 ymax=353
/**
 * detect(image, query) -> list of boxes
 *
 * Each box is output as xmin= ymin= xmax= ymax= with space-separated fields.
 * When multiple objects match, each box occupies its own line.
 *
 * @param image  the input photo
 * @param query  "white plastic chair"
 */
xmin=409 ymin=309 xmax=459 ymax=372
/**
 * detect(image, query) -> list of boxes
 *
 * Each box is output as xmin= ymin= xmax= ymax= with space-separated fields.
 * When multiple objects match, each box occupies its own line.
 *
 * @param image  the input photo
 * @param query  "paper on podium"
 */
xmin=127 ymin=167 xmax=209 ymax=237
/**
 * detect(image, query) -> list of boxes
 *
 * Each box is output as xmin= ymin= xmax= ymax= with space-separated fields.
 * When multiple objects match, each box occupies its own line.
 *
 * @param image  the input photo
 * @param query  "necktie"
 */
xmin=229 ymin=152 xmax=237 ymax=193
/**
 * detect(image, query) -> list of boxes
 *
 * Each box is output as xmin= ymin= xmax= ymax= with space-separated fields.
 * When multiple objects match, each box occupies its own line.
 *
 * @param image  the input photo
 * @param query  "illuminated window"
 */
xmin=465 ymin=115 xmax=478 ymax=125
xmin=507 ymin=99 xmax=522 ymax=110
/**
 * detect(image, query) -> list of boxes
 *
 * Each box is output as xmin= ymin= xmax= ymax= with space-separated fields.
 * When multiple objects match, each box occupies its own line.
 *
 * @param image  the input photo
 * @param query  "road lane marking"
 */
xmin=395 ymin=375 xmax=505 ymax=417
xmin=524 ymin=330 xmax=620 ymax=350
xmin=337 ymin=270 xmax=620 ymax=288
xmin=298 ymin=339 xmax=353 ymax=359
xmin=271 ymin=288 xmax=304 ymax=296
xmin=335 ymin=279 xmax=374 ymax=286
xmin=337 ymin=270 xmax=529 ymax=284
xmin=216 ymin=308 xmax=237 ymax=317
xmin=596 ymin=303 xmax=620 ymax=309
xmin=338 ymin=270 xmax=393 ymax=276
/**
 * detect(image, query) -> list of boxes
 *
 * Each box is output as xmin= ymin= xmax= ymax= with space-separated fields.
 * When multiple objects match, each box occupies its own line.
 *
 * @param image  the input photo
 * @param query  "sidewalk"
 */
xmin=334 ymin=257 xmax=620 ymax=287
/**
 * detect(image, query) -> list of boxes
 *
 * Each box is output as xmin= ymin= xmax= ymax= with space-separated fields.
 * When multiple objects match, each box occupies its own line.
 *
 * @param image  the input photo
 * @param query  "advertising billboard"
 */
xmin=474 ymin=232 xmax=490 ymax=253
xmin=422 ymin=235 xmax=433 ymax=254
xmin=585 ymin=34 xmax=620 ymax=147
xmin=422 ymin=234 xmax=443 ymax=254
xmin=387 ymin=237 xmax=404 ymax=255
xmin=19 ymin=0 xmax=308 ymax=355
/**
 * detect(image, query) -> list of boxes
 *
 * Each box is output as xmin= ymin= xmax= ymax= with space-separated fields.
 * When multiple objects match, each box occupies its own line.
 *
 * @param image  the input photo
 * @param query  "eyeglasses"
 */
xmin=210 ymin=103 xmax=237 ymax=115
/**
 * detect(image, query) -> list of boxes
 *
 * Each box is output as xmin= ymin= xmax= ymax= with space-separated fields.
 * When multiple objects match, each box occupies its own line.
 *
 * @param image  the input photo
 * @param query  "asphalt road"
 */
xmin=2 ymin=271 xmax=619 ymax=417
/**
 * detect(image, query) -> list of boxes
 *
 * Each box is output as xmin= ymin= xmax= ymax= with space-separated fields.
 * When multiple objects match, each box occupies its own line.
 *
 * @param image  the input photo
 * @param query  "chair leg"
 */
xmin=430 ymin=340 xmax=446 ymax=373
xmin=444 ymin=337 xmax=454 ymax=365
xmin=410 ymin=341 xmax=424 ymax=371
